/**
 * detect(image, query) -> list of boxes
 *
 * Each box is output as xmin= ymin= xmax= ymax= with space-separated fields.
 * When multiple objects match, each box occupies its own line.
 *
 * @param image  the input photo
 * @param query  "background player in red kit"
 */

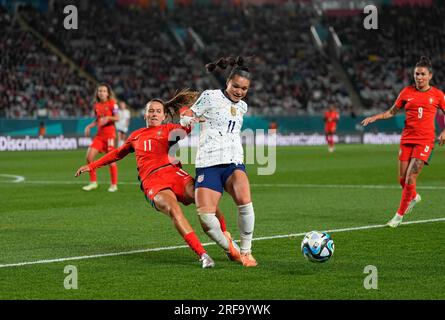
xmin=324 ymin=104 xmax=340 ymax=153
xmin=83 ymin=83 xmax=120 ymax=192
xmin=75 ymin=91 xmax=240 ymax=268
xmin=362 ymin=57 xmax=445 ymax=227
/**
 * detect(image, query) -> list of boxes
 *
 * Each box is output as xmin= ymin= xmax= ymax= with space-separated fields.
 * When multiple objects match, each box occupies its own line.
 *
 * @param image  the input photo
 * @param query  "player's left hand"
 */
xmin=438 ymin=131 xmax=445 ymax=146
xmin=75 ymin=165 xmax=91 ymax=177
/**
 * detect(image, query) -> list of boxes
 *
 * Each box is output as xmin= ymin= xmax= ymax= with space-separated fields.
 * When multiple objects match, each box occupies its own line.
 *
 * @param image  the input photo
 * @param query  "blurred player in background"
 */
xmin=362 ymin=56 xmax=445 ymax=227
xmin=324 ymin=104 xmax=340 ymax=153
xmin=83 ymin=83 xmax=119 ymax=192
xmin=181 ymin=56 xmax=257 ymax=267
xmin=116 ymin=101 xmax=131 ymax=147
xmin=76 ymin=90 xmax=237 ymax=268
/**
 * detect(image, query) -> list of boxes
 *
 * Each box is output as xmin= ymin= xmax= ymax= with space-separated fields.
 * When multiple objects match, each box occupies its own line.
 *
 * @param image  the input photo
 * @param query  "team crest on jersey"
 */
xmin=197 ymin=174 xmax=205 ymax=183
xmin=231 ymin=105 xmax=237 ymax=116
xmin=424 ymin=145 xmax=430 ymax=153
xmin=158 ymin=130 xmax=162 ymax=136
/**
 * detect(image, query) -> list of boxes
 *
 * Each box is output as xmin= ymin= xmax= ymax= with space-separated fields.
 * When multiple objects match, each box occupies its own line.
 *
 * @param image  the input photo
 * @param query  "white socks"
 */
xmin=199 ymin=213 xmax=229 ymax=250
xmin=238 ymin=202 xmax=255 ymax=254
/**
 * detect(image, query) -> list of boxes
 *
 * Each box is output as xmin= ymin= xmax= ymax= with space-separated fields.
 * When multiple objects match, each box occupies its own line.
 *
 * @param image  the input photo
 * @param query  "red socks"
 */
xmin=109 ymin=164 xmax=118 ymax=185
xmin=184 ymin=232 xmax=206 ymax=257
xmin=89 ymin=168 xmax=97 ymax=183
xmin=397 ymin=184 xmax=416 ymax=216
xmin=399 ymin=177 xmax=406 ymax=189
xmin=218 ymin=215 xmax=227 ymax=233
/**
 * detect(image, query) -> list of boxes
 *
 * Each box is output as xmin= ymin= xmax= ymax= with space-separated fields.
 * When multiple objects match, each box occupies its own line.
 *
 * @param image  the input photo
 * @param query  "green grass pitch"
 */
xmin=1 ymin=145 xmax=444 ymax=299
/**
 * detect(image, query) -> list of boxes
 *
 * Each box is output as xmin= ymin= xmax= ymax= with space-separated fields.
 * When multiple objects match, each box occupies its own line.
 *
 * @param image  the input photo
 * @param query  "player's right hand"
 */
xmin=75 ymin=165 xmax=91 ymax=177
xmin=84 ymin=127 xmax=90 ymax=137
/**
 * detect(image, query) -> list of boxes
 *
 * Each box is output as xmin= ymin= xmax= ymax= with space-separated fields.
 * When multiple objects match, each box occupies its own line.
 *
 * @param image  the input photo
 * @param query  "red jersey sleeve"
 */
xmin=437 ymin=89 xmax=445 ymax=112
xmin=394 ymin=87 xmax=410 ymax=109
xmin=88 ymin=133 xmax=135 ymax=170
xmin=111 ymin=100 xmax=119 ymax=115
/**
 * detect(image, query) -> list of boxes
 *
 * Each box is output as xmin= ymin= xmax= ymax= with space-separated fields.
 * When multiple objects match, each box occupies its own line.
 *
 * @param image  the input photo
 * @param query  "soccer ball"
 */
xmin=301 ymin=231 xmax=335 ymax=263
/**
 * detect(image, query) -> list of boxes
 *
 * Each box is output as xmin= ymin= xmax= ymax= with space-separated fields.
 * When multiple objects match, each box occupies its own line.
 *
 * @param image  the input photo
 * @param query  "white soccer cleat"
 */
xmin=328 ymin=146 xmax=334 ymax=153
xmin=82 ymin=182 xmax=98 ymax=191
xmin=387 ymin=213 xmax=404 ymax=228
xmin=108 ymin=185 xmax=118 ymax=192
xmin=405 ymin=194 xmax=421 ymax=215
xmin=199 ymin=253 xmax=215 ymax=269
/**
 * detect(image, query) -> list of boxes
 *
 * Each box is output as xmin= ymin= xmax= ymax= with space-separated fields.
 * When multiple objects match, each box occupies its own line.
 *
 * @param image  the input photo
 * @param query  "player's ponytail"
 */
xmin=164 ymin=88 xmax=200 ymax=120
xmin=205 ymin=56 xmax=252 ymax=80
xmin=415 ymin=56 xmax=433 ymax=73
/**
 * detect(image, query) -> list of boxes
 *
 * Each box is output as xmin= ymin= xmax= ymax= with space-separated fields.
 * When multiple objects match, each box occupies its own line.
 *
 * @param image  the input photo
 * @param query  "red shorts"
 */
xmin=325 ymin=126 xmax=336 ymax=134
xmin=90 ymin=136 xmax=116 ymax=153
xmin=399 ymin=143 xmax=434 ymax=164
xmin=142 ymin=165 xmax=194 ymax=208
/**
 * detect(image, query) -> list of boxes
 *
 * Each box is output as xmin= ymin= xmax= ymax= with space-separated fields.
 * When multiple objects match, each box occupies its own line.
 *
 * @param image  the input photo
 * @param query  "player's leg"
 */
xmin=389 ymin=157 xmax=425 ymax=227
xmin=184 ymin=180 xmax=227 ymax=233
xmin=83 ymin=146 xmax=100 ymax=190
xmin=398 ymin=160 xmax=409 ymax=189
xmin=224 ymin=169 xmax=257 ymax=267
xmin=153 ymin=189 xmax=214 ymax=268
xmin=107 ymin=138 xmax=118 ymax=192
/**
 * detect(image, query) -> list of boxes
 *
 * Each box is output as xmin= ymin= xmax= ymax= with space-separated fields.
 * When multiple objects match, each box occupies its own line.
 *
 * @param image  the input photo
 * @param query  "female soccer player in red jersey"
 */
xmin=83 ymin=83 xmax=120 ymax=192
xmin=362 ymin=57 xmax=445 ymax=227
xmin=75 ymin=91 xmax=240 ymax=268
xmin=324 ymin=104 xmax=340 ymax=153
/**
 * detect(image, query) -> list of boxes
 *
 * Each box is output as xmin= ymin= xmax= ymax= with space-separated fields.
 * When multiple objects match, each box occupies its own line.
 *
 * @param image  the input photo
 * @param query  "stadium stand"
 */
xmin=325 ymin=4 xmax=445 ymax=113
xmin=0 ymin=5 xmax=94 ymax=118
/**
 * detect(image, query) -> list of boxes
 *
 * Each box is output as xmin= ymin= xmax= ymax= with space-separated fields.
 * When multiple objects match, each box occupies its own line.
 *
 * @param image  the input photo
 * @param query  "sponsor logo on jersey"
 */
xmin=197 ymin=174 xmax=205 ymax=183
xmin=429 ymin=98 xmax=433 ymax=105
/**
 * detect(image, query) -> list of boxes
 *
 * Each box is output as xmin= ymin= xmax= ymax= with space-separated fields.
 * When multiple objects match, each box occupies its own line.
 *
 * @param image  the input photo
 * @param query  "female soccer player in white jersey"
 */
xmin=181 ymin=56 xmax=257 ymax=267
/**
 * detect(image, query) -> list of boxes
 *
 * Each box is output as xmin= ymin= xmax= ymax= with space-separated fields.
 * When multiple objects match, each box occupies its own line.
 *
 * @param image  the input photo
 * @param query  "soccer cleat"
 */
xmin=405 ymin=193 xmax=421 ymax=215
xmin=199 ymin=253 xmax=215 ymax=269
xmin=82 ymin=182 xmax=98 ymax=191
xmin=223 ymin=231 xmax=242 ymax=263
xmin=108 ymin=185 xmax=118 ymax=192
xmin=328 ymin=146 xmax=334 ymax=153
xmin=387 ymin=213 xmax=404 ymax=228
xmin=240 ymin=252 xmax=258 ymax=267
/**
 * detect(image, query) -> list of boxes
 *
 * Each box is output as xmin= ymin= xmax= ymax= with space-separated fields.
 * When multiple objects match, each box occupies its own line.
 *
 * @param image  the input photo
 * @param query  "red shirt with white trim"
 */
xmin=88 ymin=124 xmax=191 ymax=182
xmin=94 ymin=99 xmax=118 ymax=137
xmin=395 ymin=86 xmax=445 ymax=145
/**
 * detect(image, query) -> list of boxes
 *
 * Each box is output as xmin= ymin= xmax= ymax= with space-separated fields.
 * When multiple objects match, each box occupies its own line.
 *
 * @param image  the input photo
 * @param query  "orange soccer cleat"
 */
xmin=240 ymin=252 xmax=258 ymax=267
xmin=223 ymin=231 xmax=242 ymax=263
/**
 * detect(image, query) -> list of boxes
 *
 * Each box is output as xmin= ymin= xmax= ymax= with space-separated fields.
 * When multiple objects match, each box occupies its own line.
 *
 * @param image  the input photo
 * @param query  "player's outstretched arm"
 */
xmin=84 ymin=121 xmax=97 ymax=137
xmin=361 ymin=105 xmax=399 ymax=126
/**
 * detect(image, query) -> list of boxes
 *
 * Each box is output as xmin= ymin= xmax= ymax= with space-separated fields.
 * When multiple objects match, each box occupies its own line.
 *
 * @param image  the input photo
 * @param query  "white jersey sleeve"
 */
xmin=191 ymin=90 xmax=212 ymax=117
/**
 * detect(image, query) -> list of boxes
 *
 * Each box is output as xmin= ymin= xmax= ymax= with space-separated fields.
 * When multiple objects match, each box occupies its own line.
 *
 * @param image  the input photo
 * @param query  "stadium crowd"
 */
xmin=2 ymin=1 xmax=443 ymax=119
xmin=3 ymin=1 xmax=352 ymax=118
xmin=0 ymin=6 xmax=94 ymax=118
xmin=326 ymin=5 xmax=445 ymax=113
